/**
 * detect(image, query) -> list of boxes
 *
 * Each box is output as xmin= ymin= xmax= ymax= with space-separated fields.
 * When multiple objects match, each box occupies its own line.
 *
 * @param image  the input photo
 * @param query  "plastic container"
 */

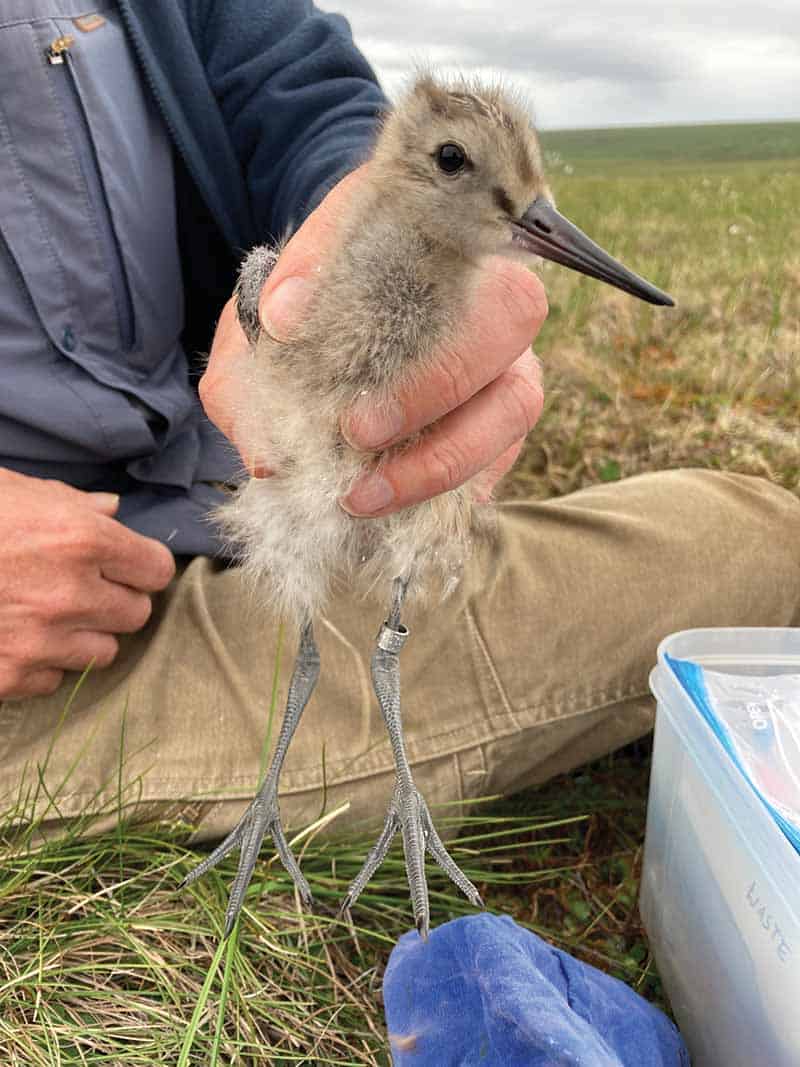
xmin=640 ymin=628 xmax=800 ymax=1067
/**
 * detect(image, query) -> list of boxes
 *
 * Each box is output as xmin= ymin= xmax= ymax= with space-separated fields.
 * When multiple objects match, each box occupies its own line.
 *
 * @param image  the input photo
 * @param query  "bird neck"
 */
xmin=340 ymin=183 xmax=479 ymax=310
xmin=312 ymin=192 xmax=479 ymax=396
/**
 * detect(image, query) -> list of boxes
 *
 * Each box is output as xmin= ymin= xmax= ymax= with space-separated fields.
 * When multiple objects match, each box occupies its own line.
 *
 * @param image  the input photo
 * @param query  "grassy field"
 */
xmin=540 ymin=120 xmax=800 ymax=167
xmin=1 ymin=121 xmax=798 ymax=1064
xmin=524 ymin=121 xmax=800 ymax=500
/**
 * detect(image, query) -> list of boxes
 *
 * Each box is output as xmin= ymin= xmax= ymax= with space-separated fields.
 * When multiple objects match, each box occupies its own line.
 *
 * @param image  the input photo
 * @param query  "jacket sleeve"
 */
xmin=186 ymin=0 xmax=387 ymax=241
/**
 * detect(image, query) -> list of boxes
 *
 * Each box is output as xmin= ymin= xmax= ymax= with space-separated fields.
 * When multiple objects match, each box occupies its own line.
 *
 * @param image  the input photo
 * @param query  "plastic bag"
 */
xmin=666 ymin=654 xmax=800 ymax=852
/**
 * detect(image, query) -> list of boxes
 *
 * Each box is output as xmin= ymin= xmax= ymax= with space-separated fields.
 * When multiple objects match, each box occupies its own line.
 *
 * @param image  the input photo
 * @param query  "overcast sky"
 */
xmin=324 ymin=0 xmax=799 ymax=129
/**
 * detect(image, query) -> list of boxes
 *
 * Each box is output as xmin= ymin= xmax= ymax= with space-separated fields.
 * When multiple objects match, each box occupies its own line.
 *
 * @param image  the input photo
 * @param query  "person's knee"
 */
xmin=675 ymin=469 xmax=800 ymax=622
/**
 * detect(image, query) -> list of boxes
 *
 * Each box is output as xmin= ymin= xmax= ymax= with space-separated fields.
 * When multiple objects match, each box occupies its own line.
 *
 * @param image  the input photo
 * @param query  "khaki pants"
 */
xmin=1 ymin=470 xmax=798 ymax=842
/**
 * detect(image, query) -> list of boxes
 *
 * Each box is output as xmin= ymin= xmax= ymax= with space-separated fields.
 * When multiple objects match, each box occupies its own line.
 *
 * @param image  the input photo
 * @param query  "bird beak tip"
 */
xmin=647 ymin=290 xmax=676 ymax=308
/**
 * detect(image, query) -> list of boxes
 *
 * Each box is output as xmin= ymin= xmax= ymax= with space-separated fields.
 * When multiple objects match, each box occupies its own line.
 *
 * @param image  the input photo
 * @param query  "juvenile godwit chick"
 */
xmin=182 ymin=76 xmax=673 ymax=938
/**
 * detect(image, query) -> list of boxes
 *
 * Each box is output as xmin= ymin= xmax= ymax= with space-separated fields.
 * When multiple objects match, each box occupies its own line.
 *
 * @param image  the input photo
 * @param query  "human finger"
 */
xmin=53 ymin=632 xmax=120 ymax=673
xmin=97 ymin=520 xmax=176 ymax=593
xmin=470 ymin=440 xmax=526 ymax=503
xmin=86 ymin=492 xmax=121 ymax=516
xmin=73 ymin=583 xmax=154 ymax=634
xmin=342 ymin=260 xmax=547 ymax=451
xmin=258 ymin=166 xmax=369 ymax=340
xmin=198 ymin=299 xmax=274 ymax=477
xmin=341 ymin=348 xmax=544 ymax=516
xmin=199 ymin=298 xmax=248 ymax=442
xmin=1 ymin=667 xmax=64 ymax=701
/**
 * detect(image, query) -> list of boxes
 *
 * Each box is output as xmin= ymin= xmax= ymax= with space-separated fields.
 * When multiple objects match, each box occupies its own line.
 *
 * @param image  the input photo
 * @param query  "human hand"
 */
xmin=200 ymin=166 xmax=547 ymax=515
xmin=0 ymin=469 xmax=175 ymax=700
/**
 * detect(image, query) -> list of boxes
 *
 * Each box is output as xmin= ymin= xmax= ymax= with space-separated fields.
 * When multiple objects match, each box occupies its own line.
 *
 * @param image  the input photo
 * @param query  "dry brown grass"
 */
xmin=504 ymin=161 xmax=800 ymax=501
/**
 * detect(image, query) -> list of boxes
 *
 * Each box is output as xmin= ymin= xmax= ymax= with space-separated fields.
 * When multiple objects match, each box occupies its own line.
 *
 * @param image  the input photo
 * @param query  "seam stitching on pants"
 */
xmin=319 ymin=614 xmax=372 ymax=726
xmin=28 ymin=686 xmax=653 ymax=806
xmin=465 ymin=605 xmax=520 ymax=732
xmin=452 ymin=750 xmax=465 ymax=807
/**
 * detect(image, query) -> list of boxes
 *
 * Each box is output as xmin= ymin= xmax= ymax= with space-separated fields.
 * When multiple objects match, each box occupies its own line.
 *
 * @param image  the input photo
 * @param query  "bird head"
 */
xmin=372 ymin=76 xmax=673 ymax=306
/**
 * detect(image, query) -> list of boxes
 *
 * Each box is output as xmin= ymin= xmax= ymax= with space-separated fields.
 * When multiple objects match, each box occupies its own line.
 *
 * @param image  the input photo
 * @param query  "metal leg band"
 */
xmin=376 ymin=623 xmax=409 ymax=654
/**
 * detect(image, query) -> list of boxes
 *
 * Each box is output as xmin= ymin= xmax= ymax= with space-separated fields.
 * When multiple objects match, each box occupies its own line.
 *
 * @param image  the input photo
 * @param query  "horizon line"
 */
xmin=539 ymin=116 xmax=800 ymax=133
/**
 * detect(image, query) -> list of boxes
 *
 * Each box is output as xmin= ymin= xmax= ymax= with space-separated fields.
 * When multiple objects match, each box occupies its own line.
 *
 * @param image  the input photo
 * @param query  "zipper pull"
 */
xmin=46 ymin=34 xmax=74 ymax=65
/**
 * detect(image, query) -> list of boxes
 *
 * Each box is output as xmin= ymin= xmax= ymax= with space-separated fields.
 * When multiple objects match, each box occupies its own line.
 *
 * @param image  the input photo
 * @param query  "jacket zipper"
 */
xmin=46 ymin=34 xmax=136 ymax=352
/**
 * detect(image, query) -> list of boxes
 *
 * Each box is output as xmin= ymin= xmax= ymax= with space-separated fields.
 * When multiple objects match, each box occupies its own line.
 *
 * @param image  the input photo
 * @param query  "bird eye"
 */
xmin=436 ymin=143 xmax=467 ymax=175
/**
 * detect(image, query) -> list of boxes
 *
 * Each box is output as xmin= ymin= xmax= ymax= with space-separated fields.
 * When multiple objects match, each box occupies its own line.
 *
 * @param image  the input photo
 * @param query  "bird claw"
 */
xmin=181 ymin=782 xmax=313 ymax=937
xmin=343 ymin=779 xmax=482 ymax=938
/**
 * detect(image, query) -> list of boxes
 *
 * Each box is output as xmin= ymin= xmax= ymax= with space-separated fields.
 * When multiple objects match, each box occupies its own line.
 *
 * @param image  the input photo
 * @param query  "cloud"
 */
xmin=325 ymin=0 xmax=800 ymax=127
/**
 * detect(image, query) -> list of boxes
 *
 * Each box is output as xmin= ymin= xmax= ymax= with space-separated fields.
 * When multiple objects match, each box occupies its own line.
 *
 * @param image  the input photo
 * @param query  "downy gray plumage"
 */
xmin=183 ymin=75 xmax=673 ymax=939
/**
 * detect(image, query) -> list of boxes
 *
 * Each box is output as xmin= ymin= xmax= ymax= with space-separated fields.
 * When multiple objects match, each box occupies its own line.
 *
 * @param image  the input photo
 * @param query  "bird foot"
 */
xmin=180 ymin=779 xmax=312 ymax=937
xmin=340 ymin=778 xmax=482 ymax=939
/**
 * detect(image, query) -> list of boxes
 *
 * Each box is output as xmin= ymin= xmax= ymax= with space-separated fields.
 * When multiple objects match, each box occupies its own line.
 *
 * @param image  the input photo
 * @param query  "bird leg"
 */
xmin=181 ymin=620 xmax=320 ymax=936
xmin=341 ymin=576 xmax=482 ymax=938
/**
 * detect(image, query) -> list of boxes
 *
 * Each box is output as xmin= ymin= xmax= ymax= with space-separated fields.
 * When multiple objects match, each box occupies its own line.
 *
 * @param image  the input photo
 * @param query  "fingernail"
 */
xmin=88 ymin=492 xmax=120 ymax=512
xmin=261 ymin=276 xmax=311 ymax=340
xmin=345 ymin=398 xmax=405 ymax=449
xmin=341 ymin=473 xmax=395 ymax=516
xmin=242 ymin=446 xmax=273 ymax=479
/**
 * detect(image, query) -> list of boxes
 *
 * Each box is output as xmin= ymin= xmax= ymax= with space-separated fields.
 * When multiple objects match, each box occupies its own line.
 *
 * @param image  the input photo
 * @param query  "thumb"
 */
xmin=259 ymin=165 xmax=369 ymax=341
xmin=86 ymin=491 xmax=120 ymax=516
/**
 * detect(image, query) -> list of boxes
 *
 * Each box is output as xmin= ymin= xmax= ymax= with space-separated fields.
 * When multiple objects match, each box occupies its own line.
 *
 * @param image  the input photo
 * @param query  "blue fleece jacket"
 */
xmin=119 ymin=0 xmax=386 ymax=361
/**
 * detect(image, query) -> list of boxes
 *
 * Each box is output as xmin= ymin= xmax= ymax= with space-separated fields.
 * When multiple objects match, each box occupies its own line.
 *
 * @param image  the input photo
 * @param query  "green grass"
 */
xmin=540 ymin=120 xmax=800 ymax=168
xmin=1 ymin=120 xmax=798 ymax=1063
xmin=508 ymin=127 xmax=799 ymax=500
xmin=1 ymin=763 xmax=623 ymax=1064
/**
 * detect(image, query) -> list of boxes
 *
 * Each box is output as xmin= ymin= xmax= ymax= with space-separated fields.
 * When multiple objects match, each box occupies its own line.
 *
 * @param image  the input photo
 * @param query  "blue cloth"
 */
xmin=383 ymin=914 xmax=690 ymax=1067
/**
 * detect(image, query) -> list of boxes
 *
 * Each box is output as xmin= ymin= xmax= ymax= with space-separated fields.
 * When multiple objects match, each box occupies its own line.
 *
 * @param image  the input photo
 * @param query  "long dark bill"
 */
xmin=512 ymin=197 xmax=674 ymax=307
